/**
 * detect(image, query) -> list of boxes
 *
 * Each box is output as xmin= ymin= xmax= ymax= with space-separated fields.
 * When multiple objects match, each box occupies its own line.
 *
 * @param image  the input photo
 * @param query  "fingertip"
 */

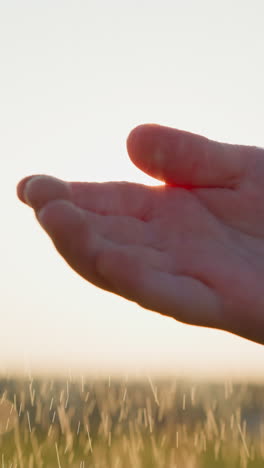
xmin=126 ymin=123 xmax=161 ymax=160
xmin=16 ymin=175 xmax=39 ymax=204
xmin=17 ymin=175 xmax=71 ymax=211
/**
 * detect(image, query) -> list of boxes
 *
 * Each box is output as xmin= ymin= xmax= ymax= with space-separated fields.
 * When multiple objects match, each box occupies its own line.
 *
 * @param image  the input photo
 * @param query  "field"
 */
xmin=0 ymin=373 xmax=264 ymax=467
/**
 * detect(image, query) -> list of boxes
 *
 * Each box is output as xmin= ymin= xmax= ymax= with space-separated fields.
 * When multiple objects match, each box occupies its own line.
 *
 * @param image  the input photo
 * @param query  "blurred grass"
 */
xmin=0 ymin=374 xmax=264 ymax=467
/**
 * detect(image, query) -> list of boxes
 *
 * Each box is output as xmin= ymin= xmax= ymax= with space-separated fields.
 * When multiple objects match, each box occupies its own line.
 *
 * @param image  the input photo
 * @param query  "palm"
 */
xmin=17 ymin=124 xmax=264 ymax=344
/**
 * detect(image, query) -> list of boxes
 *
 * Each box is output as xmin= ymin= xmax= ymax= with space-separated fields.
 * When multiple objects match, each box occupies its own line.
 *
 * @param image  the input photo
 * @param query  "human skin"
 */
xmin=17 ymin=123 xmax=264 ymax=345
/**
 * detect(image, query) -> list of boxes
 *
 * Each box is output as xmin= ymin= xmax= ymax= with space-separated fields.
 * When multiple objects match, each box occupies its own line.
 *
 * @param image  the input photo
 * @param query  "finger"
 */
xmin=96 ymin=248 xmax=223 ymax=329
xmin=70 ymin=180 xmax=155 ymax=219
xmin=92 ymin=213 xmax=155 ymax=247
xmin=17 ymin=175 xmax=44 ymax=204
xmin=36 ymin=199 xmax=114 ymax=292
xmin=17 ymin=175 xmax=72 ymax=209
xmin=127 ymin=123 xmax=253 ymax=188
xmin=17 ymin=175 xmax=155 ymax=220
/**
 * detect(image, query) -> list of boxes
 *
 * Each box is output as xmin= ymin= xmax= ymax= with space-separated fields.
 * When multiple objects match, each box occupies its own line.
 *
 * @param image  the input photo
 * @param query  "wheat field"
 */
xmin=0 ymin=372 xmax=264 ymax=467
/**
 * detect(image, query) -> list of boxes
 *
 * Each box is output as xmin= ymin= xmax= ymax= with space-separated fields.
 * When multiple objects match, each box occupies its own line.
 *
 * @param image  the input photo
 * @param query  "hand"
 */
xmin=17 ymin=124 xmax=264 ymax=345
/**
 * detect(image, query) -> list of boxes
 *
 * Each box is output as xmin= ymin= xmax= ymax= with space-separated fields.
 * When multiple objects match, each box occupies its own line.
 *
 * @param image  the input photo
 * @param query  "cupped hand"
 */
xmin=17 ymin=124 xmax=264 ymax=345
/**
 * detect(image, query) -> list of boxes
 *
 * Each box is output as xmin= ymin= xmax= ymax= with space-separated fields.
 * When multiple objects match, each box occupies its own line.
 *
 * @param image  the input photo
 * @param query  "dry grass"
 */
xmin=0 ymin=373 xmax=264 ymax=467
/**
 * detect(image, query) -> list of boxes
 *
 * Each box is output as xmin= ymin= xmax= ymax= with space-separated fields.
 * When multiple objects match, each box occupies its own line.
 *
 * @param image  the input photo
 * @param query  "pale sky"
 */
xmin=1 ymin=0 xmax=264 ymax=380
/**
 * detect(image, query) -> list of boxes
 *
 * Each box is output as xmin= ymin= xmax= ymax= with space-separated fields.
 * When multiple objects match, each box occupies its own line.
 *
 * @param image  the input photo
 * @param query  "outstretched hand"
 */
xmin=17 ymin=124 xmax=264 ymax=345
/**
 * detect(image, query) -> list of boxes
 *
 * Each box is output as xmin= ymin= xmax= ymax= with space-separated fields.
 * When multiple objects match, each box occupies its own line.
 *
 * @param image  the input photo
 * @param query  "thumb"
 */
xmin=126 ymin=124 xmax=251 ymax=188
